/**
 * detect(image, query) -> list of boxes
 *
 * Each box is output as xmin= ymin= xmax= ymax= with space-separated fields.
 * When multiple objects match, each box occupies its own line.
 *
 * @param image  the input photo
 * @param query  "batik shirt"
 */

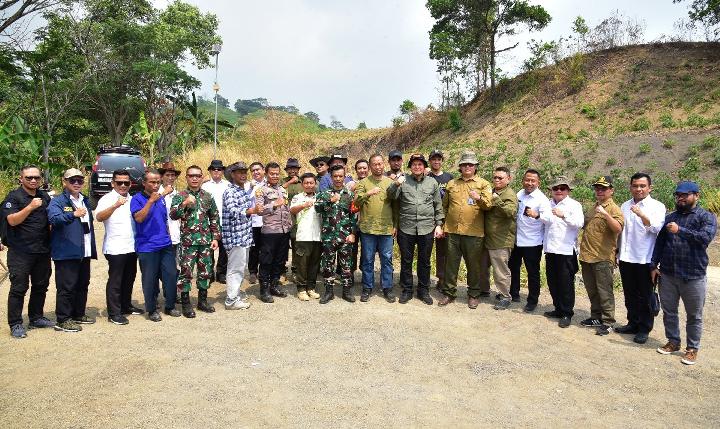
xmin=169 ymin=188 xmax=220 ymax=247
xmin=221 ymin=183 xmax=254 ymax=249
xmin=314 ymin=187 xmax=356 ymax=244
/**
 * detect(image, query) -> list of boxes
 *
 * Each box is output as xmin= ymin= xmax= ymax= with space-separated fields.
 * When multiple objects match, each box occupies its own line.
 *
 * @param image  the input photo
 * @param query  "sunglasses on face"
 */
xmin=114 ymin=181 xmax=131 ymax=187
xmin=251 ymin=168 xmax=262 ymax=172
xmin=210 ymin=167 xmax=224 ymax=171
xmin=67 ymin=178 xmax=84 ymax=185
xmin=187 ymin=174 xmax=203 ymax=179
xmin=674 ymin=192 xmax=695 ymax=198
xmin=23 ymin=176 xmax=42 ymax=181
xmin=492 ymin=176 xmax=505 ymax=180
xmin=552 ymin=186 xmax=569 ymax=191
xmin=316 ymin=163 xmax=326 ymax=167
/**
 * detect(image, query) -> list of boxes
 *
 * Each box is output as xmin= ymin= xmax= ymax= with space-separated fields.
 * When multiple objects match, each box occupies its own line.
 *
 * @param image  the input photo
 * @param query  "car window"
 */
xmin=99 ymin=155 xmax=145 ymax=178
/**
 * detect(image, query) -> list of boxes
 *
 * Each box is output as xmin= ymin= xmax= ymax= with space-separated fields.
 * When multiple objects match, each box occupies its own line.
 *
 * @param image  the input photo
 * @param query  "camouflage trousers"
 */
xmin=320 ymin=240 xmax=353 ymax=288
xmin=177 ymin=244 xmax=213 ymax=292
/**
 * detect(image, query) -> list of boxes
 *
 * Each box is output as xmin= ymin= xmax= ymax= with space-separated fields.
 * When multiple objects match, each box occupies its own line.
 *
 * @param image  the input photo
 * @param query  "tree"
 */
xmin=216 ymin=94 xmax=229 ymax=108
xmin=329 ymin=115 xmax=345 ymax=130
xmin=357 ymin=121 xmax=367 ymax=129
xmin=675 ymin=0 xmax=720 ymax=38
xmin=234 ymin=97 xmax=267 ymax=116
xmin=427 ymin=0 xmax=551 ymax=98
xmin=399 ymin=99 xmax=418 ymax=121
xmin=0 ymin=0 xmax=61 ymax=35
xmin=304 ymin=111 xmax=320 ymax=123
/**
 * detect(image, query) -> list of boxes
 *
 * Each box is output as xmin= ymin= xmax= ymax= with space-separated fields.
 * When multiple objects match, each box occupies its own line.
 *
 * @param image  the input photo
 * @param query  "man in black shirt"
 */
xmin=427 ymin=149 xmax=454 ymax=287
xmin=3 ymin=165 xmax=53 ymax=338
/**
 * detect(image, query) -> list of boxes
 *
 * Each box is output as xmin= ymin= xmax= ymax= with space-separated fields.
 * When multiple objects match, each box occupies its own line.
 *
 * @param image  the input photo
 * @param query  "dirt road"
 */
xmin=0 ymin=229 xmax=718 ymax=428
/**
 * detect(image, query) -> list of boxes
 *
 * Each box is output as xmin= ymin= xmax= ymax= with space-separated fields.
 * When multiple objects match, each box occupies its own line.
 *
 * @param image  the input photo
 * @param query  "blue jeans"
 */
xmin=360 ymin=233 xmax=393 ymax=290
xmin=138 ymin=246 xmax=178 ymax=312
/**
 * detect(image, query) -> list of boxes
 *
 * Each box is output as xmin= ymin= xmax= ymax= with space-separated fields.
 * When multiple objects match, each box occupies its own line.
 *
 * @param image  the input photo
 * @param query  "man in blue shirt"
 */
xmin=318 ymin=154 xmax=354 ymax=192
xmin=652 ymin=181 xmax=717 ymax=365
xmin=131 ymin=169 xmax=181 ymax=322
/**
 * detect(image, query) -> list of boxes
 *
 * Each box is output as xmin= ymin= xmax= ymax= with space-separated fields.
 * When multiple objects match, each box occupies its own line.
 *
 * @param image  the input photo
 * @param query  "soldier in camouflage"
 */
xmin=169 ymin=165 xmax=220 ymax=316
xmin=314 ymin=164 xmax=357 ymax=304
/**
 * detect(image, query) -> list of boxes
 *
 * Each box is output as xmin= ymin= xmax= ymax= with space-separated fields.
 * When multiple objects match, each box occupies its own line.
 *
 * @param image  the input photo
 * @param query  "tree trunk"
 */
xmin=490 ymin=35 xmax=496 ymax=101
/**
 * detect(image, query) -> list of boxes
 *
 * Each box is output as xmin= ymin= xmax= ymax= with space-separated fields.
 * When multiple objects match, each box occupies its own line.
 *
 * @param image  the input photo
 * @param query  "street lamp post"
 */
xmin=210 ymin=43 xmax=222 ymax=159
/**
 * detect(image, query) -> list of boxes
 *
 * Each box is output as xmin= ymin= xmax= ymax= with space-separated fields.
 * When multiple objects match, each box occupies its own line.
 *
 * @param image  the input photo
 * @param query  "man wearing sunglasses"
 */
xmin=539 ymin=176 xmax=584 ymax=327
xmin=247 ymin=162 xmax=266 ymax=284
xmin=202 ymin=160 xmax=229 ymax=284
xmin=652 ymin=181 xmax=717 ymax=365
xmin=96 ymin=169 xmax=144 ymax=325
xmin=47 ymin=168 xmax=97 ymax=333
xmin=3 ymin=165 xmax=53 ymax=338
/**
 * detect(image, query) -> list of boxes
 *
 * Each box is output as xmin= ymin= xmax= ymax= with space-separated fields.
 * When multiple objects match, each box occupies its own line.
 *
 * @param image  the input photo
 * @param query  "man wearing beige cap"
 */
xmin=539 ymin=176 xmax=584 ymax=328
xmin=437 ymin=150 xmax=493 ymax=308
xmin=47 ymin=168 xmax=97 ymax=332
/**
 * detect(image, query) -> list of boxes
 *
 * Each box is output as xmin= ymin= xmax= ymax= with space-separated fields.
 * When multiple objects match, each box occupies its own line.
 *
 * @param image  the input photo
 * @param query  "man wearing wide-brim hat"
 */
xmin=309 ymin=156 xmax=330 ymax=180
xmin=538 ymin=175 xmax=584 ymax=327
xmin=578 ymin=175 xmax=624 ymax=336
xmin=437 ymin=150 xmax=493 ymax=308
xmin=282 ymin=158 xmax=304 ymax=281
xmin=202 ymin=159 xmax=230 ymax=283
xmin=318 ymin=154 xmax=353 ymax=192
xmin=158 ymin=161 xmax=182 ymax=249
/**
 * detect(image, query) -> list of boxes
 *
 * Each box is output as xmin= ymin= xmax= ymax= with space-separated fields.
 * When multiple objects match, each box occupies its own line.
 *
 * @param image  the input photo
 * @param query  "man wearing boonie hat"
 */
xmin=437 ymin=150 xmax=492 ymax=309
xmin=538 ymin=175 xmax=584 ymax=327
xmin=202 ymin=160 xmax=230 ymax=284
xmin=652 ymin=181 xmax=717 ymax=365
xmin=47 ymin=168 xmax=98 ymax=332
xmin=310 ymin=156 xmax=330 ymax=181
xmin=579 ymin=175 xmax=624 ymax=336
xmin=158 ymin=162 xmax=182 ymax=251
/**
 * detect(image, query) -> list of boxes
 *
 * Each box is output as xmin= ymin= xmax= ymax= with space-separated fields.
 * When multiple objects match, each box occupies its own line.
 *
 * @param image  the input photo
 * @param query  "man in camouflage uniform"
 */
xmin=255 ymin=161 xmax=293 ymax=303
xmin=169 ymin=165 xmax=220 ymax=316
xmin=315 ymin=164 xmax=357 ymax=304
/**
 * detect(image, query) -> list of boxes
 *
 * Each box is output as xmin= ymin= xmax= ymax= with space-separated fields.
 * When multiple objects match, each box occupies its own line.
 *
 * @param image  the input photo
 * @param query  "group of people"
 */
xmin=2 ymin=148 xmax=717 ymax=366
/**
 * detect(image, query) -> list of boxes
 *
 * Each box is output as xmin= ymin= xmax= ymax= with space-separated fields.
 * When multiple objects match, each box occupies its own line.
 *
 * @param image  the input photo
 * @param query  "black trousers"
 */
xmin=54 ymin=258 xmax=91 ymax=323
xmin=248 ymin=226 xmax=262 ymax=275
xmin=619 ymin=261 xmax=655 ymax=333
xmin=214 ymin=241 xmax=228 ymax=279
xmin=433 ymin=236 xmax=447 ymax=281
xmin=397 ymin=230 xmax=434 ymax=293
xmin=259 ymin=232 xmax=290 ymax=283
xmin=105 ymin=253 xmax=137 ymax=318
xmin=509 ymin=244 xmax=543 ymax=304
xmin=7 ymin=249 xmax=51 ymax=326
xmin=545 ymin=252 xmax=578 ymax=317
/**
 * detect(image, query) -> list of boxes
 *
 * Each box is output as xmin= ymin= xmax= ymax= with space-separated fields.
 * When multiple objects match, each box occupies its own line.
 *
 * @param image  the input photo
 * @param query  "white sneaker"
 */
xmin=307 ymin=289 xmax=320 ymax=299
xmin=297 ymin=291 xmax=310 ymax=301
xmin=225 ymin=299 xmax=251 ymax=310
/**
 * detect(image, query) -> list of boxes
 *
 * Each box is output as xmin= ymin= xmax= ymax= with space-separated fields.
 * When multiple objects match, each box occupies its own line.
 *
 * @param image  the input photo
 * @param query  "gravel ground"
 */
xmin=0 ymin=228 xmax=719 ymax=428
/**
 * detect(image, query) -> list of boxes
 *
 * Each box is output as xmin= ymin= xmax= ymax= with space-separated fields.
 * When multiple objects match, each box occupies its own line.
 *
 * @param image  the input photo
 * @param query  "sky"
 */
xmin=157 ymin=0 xmax=694 ymax=128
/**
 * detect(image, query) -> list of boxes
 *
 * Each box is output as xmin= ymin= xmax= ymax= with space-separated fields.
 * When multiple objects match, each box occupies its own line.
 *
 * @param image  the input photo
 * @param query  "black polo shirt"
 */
xmin=2 ymin=187 xmax=51 ymax=253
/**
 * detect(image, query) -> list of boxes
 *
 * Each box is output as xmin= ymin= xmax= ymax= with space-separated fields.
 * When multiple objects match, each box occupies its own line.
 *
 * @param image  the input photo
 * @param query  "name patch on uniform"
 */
xmin=63 ymin=207 xmax=73 ymax=212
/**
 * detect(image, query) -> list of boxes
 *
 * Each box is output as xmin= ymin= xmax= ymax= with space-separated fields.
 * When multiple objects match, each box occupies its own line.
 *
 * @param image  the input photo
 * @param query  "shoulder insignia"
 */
xmin=4 ymin=202 xmax=10 ymax=208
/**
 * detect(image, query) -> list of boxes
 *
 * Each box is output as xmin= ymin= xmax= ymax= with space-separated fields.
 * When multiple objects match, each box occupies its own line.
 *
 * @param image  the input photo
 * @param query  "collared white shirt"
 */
xmin=69 ymin=193 xmax=92 ymax=258
xmin=291 ymin=192 xmax=321 ymax=242
xmin=619 ymin=195 xmax=666 ymax=264
xmin=202 ymin=178 xmax=230 ymax=219
xmin=516 ymin=188 xmax=551 ymax=246
xmin=249 ymin=180 xmax=265 ymax=228
xmin=96 ymin=189 xmax=135 ymax=255
xmin=540 ymin=196 xmax=584 ymax=255
xmin=164 ymin=188 xmax=180 ymax=245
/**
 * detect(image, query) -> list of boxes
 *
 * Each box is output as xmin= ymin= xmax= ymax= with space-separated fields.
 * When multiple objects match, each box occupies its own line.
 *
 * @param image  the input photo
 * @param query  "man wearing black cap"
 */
xmin=385 ymin=150 xmax=404 ymax=180
xmin=202 ymin=160 xmax=229 ymax=283
xmin=579 ymin=176 xmax=624 ymax=336
xmin=652 ymin=181 xmax=717 ymax=365
xmin=318 ymin=154 xmax=353 ymax=192
xmin=388 ymin=153 xmax=444 ymax=304
xmin=427 ymin=149 xmax=453 ymax=287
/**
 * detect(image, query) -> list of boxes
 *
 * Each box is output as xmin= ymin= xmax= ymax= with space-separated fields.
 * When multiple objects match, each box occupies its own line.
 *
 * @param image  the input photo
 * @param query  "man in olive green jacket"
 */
xmin=438 ymin=150 xmax=493 ymax=309
xmin=478 ymin=167 xmax=518 ymax=310
xmin=388 ymin=154 xmax=444 ymax=305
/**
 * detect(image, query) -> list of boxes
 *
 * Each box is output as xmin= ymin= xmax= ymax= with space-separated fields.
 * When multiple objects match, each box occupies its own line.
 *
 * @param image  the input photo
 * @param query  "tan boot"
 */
xmin=307 ymin=289 xmax=320 ymax=299
xmin=297 ymin=291 xmax=310 ymax=301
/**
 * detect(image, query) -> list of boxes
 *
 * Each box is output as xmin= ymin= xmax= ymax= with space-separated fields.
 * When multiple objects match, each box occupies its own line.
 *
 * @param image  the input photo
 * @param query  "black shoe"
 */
xmin=495 ymin=293 xmax=504 ymax=301
xmin=580 ymin=318 xmax=602 ymax=328
xmin=122 ymin=306 xmax=145 ymax=315
xmin=108 ymin=315 xmax=129 ymax=325
xmin=149 ymin=311 xmax=162 ymax=322
xmin=511 ymin=296 xmax=521 ymax=303
xmin=479 ymin=291 xmax=491 ymax=298
xmin=493 ymin=298 xmax=511 ymax=310
xmin=399 ymin=290 xmax=413 ymax=304
xmin=383 ymin=288 xmax=396 ymax=303
xmin=615 ymin=324 xmax=639 ymax=334
xmin=181 ymin=292 xmax=196 ymax=318
xmin=596 ymin=324 xmax=613 ymax=336
xmin=360 ymin=288 xmax=372 ymax=302
xmin=523 ymin=303 xmax=537 ymax=313
xmin=417 ymin=292 xmax=433 ymax=305
xmin=259 ymin=281 xmax=274 ymax=303
xmin=269 ymin=281 xmax=288 ymax=298
xmin=319 ymin=284 xmax=334 ymax=304
xmin=633 ymin=332 xmax=649 ymax=344
xmin=216 ymin=274 xmax=227 ymax=284
xmin=558 ymin=316 xmax=571 ymax=328
xmin=543 ymin=310 xmax=562 ymax=319
xmin=197 ymin=289 xmax=216 ymax=313
xmin=342 ymin=287 xmax=356 ymax=303
xmin=164 ymin=308 xmax=181 ymax=317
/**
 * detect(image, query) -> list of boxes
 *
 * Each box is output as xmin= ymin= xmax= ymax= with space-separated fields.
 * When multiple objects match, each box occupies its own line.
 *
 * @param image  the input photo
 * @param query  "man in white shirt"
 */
xmin=95 ymin=170 xmax=143 ymax=325
xmin=159 ymin=162 xmax=181 ymax=248
xmin=289 ymin=173 xmax=323 ymax=301
xmin=539 ymin=176 xmax=584 ymax=328
xmin=617 ymin=173 xmax=666 ymax=344
xmin=247 ymin=162 xmax=266 ymax=284
xmin=509 ymin=169 xmax=551 ymax=312
xmin=202 ymin=159 xmax=230 ymax=283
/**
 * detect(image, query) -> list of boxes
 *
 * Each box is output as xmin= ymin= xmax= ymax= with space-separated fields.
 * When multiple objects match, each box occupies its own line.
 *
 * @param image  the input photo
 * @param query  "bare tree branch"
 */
xmin=0 ymin=0 xmax=61 ymax=35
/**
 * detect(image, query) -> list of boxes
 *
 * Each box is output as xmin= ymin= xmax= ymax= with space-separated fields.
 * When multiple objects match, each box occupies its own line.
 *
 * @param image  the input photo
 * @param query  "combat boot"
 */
xmin=342 ymin=285 xmax=355 ymax=303
xmin=270 ymin=279 xmax=288 ymax=298
xmin=260 ymin=281 xmax=274 ymax=303
xmin=181 ymin=292 xmax=196 ymax=318
xmin=197 ymin=289 xmax=215 ymax=313
xmin=319 ymin=282 xmax=334 ymax=304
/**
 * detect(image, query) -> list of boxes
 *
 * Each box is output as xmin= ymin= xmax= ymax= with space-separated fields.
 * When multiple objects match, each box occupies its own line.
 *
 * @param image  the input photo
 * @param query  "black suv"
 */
xmin=89 ymin=145 xmax=146 ymax=209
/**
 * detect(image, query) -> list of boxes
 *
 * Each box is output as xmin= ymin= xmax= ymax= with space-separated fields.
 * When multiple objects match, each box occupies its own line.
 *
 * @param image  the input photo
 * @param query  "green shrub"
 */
xmin=447 ymin=108 xmax=462 ymax=131
xmin=580 ymin=158 xmax=592 ymax=169
xmin=605 ymin=157 xmax=617 ymax=166
xmin=701 ymin=135 xmax=720 ymax=150
xmin=685 ymin=113 xmax=710 ymax=128
xmin=497 ymin=141 xmax=507 ymax=152
xmin=586 ymin=140 xmax=598 ymax=153
xmin=662 ymin=139 xmax=675 ymax=149
xmin=678 ymin=157 xmax=700 ymax=181
xmin=567 ymin=53 xmax=586 ymax=93
xmin=561 ymin=148 xmax=572 ymax=158
xmin=704 ymin=189 xmax=720 ymax=216
xmin=646 ymin=160 xmax=658 ymax=172
xmin=571 ymin=185 xmax=594 ymax=204
xmin=566 ymin=158 xmax=578 ymax=169
xmin=631 ymin=117 xmax=651 ymax=131
xmin=576 ymin=129 xmax=590 ymax=140
xmin=659 ymin=112 xmax=676 ymax=128
xmin=574 ymin=170 xmax=587 ymax=183
xmin=638 ymin=143 xmax=651 ymax=154
xmin=713 ymin=148 xmax=720 ymax=166
xmin=687 ymin=145 xmax=700 ymax=157
xmin=579 ymin=104 xmax=598 ymax=119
